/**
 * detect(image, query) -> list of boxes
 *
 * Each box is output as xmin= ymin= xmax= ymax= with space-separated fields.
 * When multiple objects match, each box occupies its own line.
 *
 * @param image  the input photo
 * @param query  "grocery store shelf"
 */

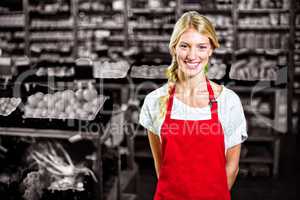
xmin=78 ymin=24 xmax=123 ymax=30
xmin=0 ymin=127 xmax=98 ymax=139
xmin=0 ymin=25 xmax=24 ymax=29
xmin=238 ymin=9 xmax=290 ymax=14
xmin=240 ymin=156 xmax=273 ymax=164
xmin=0 ymin=11 xmax=24 ymax=15
xmin=227 ymin=85 xmax=277 ymax=93
xmin=78 ymin=9 xmax=123 ymax=14
xmin=132 ymin=24 xmax=174 ymax=30
xmin=131 ymin=35 xmax=170 ymax=42
xmin=131 ymin=7 xmax=174 ymax=14
xmin=238 ymin=26 xmax=289 ymax=31
xmin=247 ymin=135 xmax=277 ymax=142
xmin=29 ymin=26 xmax=73 ymax=31
xmin=235 ymin=48 xmax=288 ymax=55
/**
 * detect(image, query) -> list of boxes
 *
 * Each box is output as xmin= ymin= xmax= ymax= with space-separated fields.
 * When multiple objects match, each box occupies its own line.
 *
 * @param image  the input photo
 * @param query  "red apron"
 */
xmin=154 ymin=78 xmax=230 ymax=200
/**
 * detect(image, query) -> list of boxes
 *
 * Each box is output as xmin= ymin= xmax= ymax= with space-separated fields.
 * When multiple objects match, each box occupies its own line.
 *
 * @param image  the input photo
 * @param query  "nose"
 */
xmin=187 ymin=47 xmax=197 ymax=60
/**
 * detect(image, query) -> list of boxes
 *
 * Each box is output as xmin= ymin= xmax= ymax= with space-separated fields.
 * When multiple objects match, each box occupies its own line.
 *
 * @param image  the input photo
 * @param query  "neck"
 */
xmin=176 ymin=71 xmax=207 ymax=95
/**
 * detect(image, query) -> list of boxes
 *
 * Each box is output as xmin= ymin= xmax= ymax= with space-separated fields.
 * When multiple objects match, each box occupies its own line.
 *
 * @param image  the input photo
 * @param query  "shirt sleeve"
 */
xmin=139 ymin=95 xmax=158 ymax=135
xmin=226 ymin=93 xmax=248 ymax=149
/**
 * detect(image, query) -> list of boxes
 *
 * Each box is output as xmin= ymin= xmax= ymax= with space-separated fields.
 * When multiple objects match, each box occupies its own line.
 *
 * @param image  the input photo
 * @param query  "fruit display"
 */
xmin=23 ymin=85 xmax=107 ymax=120
xmin=0 ymin=97 xmax=21 ymax=116
xmin=36 ymin=67 xmax=74 ymax=77
xmin=93 ymin=60 xmax=130 ymax=79
xmin=130 ymin=65 xmax=168 ymax=79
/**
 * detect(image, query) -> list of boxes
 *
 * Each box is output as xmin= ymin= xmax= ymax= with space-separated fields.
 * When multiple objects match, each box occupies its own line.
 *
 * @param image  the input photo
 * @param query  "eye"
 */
xmin=198 ymin=45 xmax=208 ymax=49
xmin=179 ymin=44 xmax=188 ymax=48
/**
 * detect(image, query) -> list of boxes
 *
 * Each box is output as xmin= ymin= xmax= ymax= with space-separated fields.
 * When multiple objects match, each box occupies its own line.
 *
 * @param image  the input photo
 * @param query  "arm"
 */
xmin=225 ymin=144 xmax=241 ymax=190
xmin=147 ymin=131 xmax=162 ymax=179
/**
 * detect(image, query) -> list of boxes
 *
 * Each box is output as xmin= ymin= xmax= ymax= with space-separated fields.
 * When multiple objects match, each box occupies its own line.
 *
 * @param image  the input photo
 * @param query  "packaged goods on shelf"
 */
xmin=0 ymin=14 xmax=24 ymax=27
xmin=130 ymin=65 xmax=168 ymax=79
xmin=238 ymin=0 xmax=289 ymax=9
xmin=30 ymin=18 xmax=73 ymax=29
xmin=30 ymin=32 xmax=73 ymax=41
xmin=238 ymin=13 xmax=289 ymax=27
xmin=35 ymin=66 xmax=74 ymax=77
xmin=0 ymin=97 xmax=21 ymax=116
xmin=182 ymin=0 xmax=233 ymax=10
xmin=205 ymin=14 xmax=232 ymax=28
xmin=30 ymin=43 xmax=72 ymax=54
xmin=93 ymin=59 xmax=130 ymax=79
xmin=230 ymin=56 xmax=278 ymax=81
xmin=238 ymin=33 xmax=289 ymax=49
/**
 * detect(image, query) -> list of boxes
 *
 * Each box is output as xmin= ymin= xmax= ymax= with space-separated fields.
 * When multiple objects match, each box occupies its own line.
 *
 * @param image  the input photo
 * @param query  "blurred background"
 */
xmin=0 ymin=0 xmax=299 ymax=200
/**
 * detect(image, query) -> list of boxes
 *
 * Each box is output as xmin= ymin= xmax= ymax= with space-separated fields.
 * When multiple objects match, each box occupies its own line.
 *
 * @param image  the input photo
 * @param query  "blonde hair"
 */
xmin=158 ymin=11 xmax=220 ymax=120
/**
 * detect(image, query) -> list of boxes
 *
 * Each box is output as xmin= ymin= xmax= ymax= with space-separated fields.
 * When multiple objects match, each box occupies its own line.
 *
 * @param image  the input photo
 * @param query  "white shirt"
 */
xmin=139 ymin=83 xmax=248 ymax=151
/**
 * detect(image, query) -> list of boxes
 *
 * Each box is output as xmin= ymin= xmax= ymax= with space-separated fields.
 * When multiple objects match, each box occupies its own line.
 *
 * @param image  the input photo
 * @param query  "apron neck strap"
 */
xmin=205 ymin=77 xmax=218 ymax=120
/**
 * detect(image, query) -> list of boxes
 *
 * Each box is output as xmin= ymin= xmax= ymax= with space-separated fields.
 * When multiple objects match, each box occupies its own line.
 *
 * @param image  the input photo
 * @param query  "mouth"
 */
xmin=184 ymin=61 xmax=201 ymax=70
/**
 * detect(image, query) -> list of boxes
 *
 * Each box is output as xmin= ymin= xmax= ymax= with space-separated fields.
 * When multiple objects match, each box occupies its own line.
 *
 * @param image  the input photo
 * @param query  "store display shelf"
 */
xmin=238 ymin=26 xmax=289 ymax=31
xmin=131 ymin=35 xmax=170 ymax=42
xmin=228 ymin=85 xmax=277 ymax=93
xmin=132 ymin=24 xmax=174 ymax=30
xmin=0 ymin=11 xmax=24 ymax=15
xmin=235 ymin=48 xmax=288 ymax=55
xmin=214 ymin=48 xmax=233 ymax=55
xmin=295 ymin=49 xmax=300 ymax=54
xmin=0 ymin=25 xmax=24 ymax=29
xmin=247 ymin=135 xmax=276 ymax=142
xmin=29 ymin=38 xmax=73 ymax=42
xmin=238 ymin=9 xmax=290 ymax=14
xmin=29 ymin=26 xmax=73 ymax=31
xmin=78 ymin=9 xmax=123 ymax=15
xmin=130 ymin=7 xmax=174 ymax=14
xmin=78 ymin=24 xmax=123 ymax=30
xmin=106 ymin=35 xmax=126 ymax=42
xmin=29 ymin=9 xmax=70 ymax=15
xmin=181 ymin=5 xmax=231 ymax=14
xmin=30 ymin=57 xmax=74 ymax=64
xmin=240 ymin=156 xmax=273 ymax=164
xmin=295 ymin=25 xmax=300 ymax=30
xmin=0 ymin=127 xmax=97 ymax=139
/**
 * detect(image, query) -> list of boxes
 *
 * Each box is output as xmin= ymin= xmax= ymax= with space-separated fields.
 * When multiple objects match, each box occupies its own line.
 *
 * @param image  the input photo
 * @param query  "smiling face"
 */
xmin=175 ymin=28 xmax=213 ymax=79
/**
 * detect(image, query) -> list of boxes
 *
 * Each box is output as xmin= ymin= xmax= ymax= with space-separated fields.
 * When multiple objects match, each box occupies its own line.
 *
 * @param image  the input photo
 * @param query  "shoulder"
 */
xmin=143 ymin=83 xmax=169 ymax=105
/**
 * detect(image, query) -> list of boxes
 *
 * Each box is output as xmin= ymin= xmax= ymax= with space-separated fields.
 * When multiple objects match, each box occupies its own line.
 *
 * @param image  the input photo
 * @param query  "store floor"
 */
xmin=135 ymin=134 xmax=298 ymax=200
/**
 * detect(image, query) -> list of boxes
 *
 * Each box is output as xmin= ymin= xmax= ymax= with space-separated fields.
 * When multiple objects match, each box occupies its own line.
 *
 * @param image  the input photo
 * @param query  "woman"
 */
xmin=139 ymin=11 xmax=247 ymax=199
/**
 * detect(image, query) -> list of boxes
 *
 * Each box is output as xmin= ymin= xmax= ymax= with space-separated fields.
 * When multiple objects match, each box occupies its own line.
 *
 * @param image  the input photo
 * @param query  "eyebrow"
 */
xmin=179 ymin=41 xmax=210 ymax=45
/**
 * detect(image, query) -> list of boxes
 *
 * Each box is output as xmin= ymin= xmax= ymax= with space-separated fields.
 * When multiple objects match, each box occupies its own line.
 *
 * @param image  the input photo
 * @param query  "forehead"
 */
xmin=178 ymin=28 xmax=210 ymax=44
